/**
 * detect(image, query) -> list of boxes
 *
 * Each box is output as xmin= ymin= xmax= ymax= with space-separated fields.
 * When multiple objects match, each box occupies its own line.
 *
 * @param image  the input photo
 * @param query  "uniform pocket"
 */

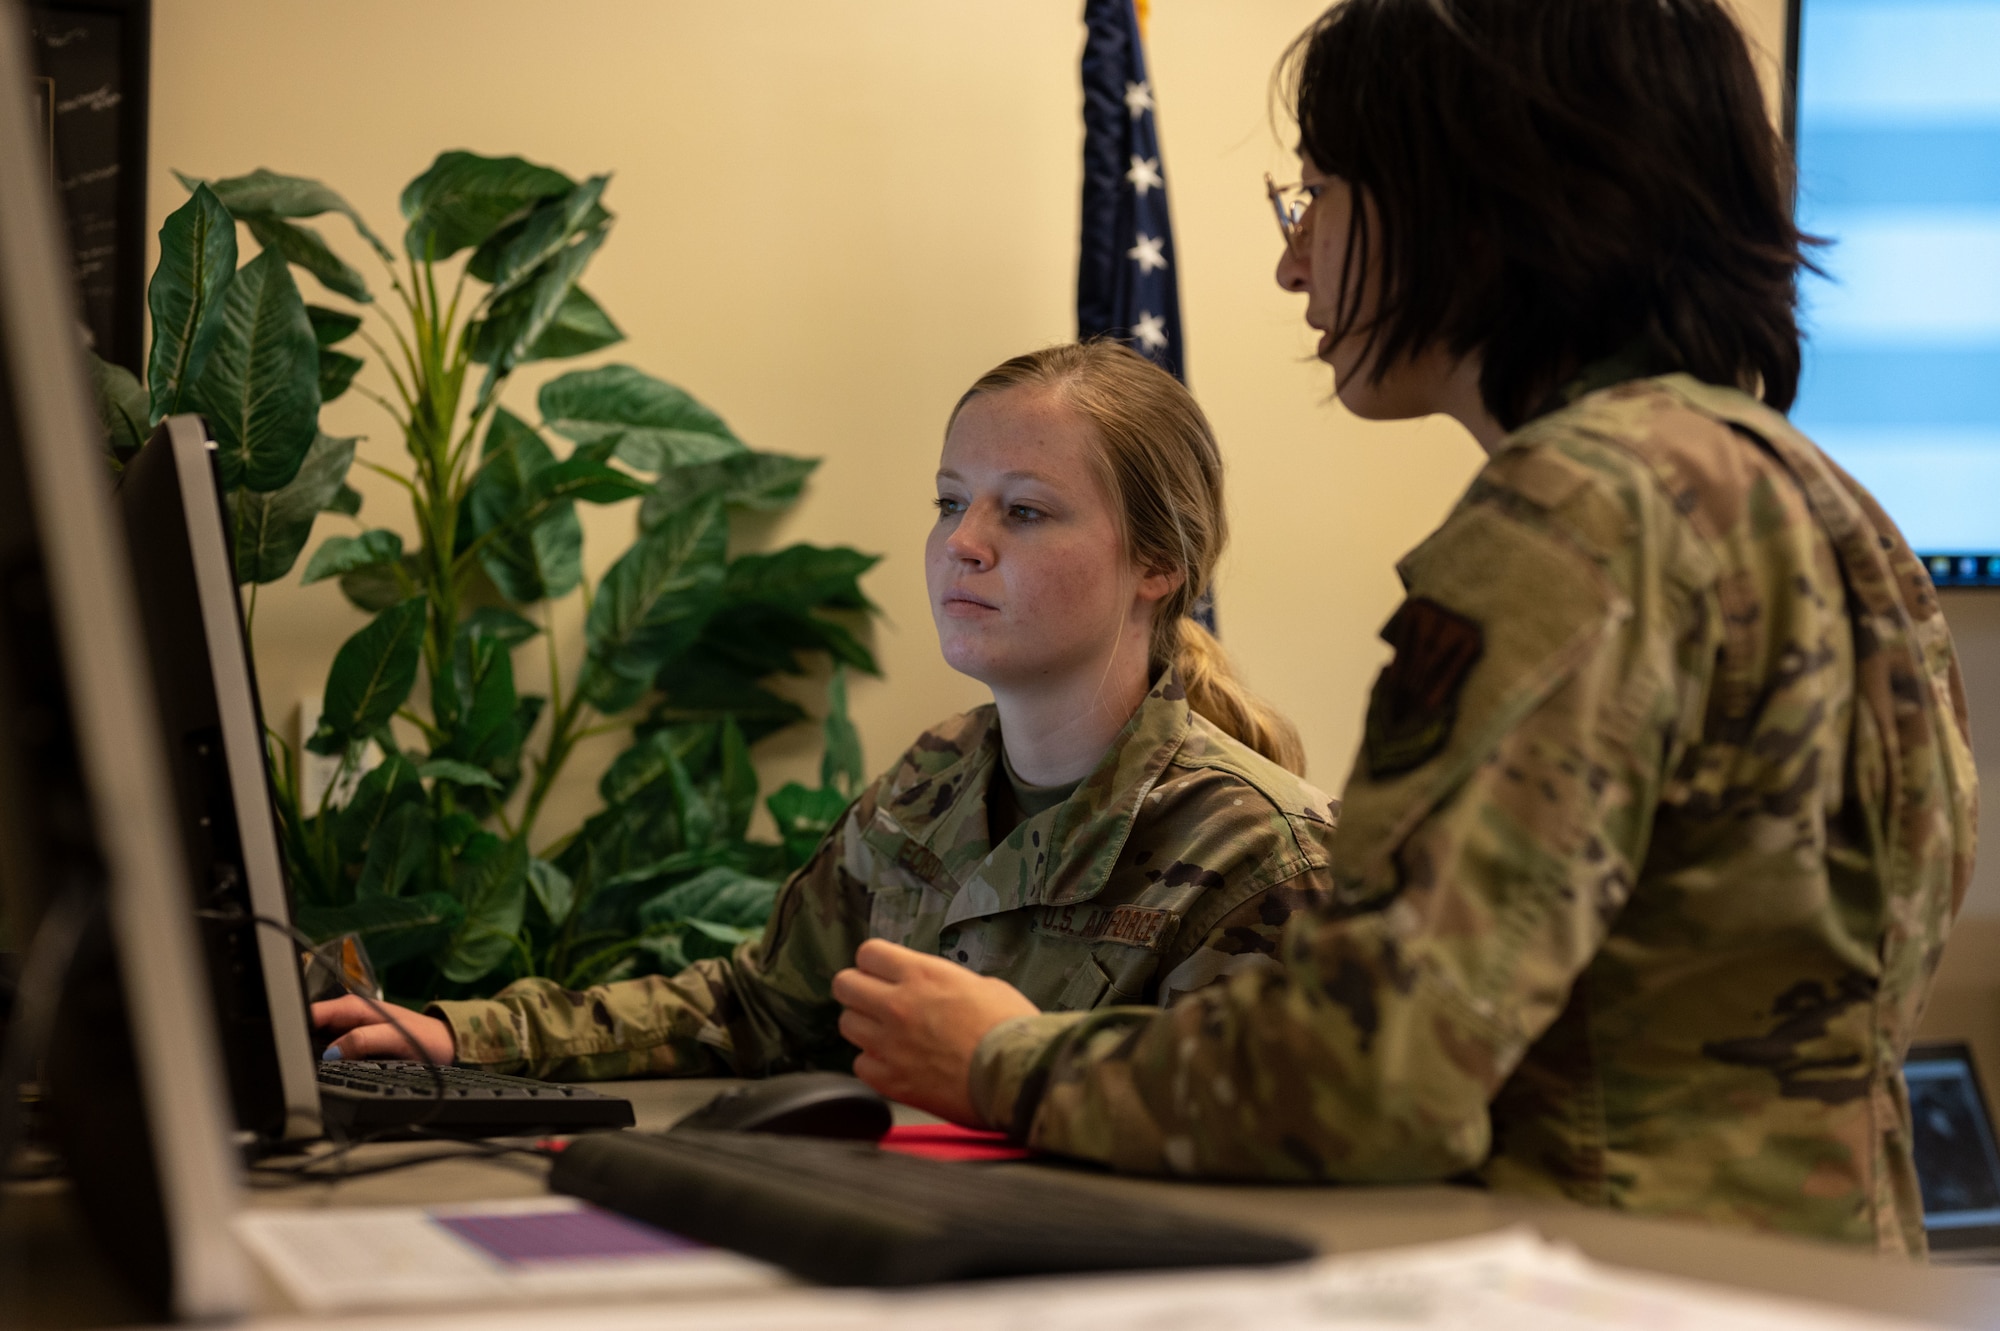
xmin=1052 ymin=955 xmax=1112 ymax=1010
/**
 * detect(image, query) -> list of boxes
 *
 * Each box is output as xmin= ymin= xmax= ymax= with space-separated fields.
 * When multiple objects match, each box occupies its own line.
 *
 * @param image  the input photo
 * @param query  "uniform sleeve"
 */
xmin=971 ymin=481 xmax=1706 ymax=1178
xmin=433 ymin=795 xmax=876 ymax=1081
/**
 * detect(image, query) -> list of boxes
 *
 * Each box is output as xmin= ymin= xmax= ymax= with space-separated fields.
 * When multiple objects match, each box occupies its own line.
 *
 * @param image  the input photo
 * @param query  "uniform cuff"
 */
xmin=427 ymin=997 xmax=527 ymax=1069
xmin=969 ymin=1010 xmax=1092 ymax=1134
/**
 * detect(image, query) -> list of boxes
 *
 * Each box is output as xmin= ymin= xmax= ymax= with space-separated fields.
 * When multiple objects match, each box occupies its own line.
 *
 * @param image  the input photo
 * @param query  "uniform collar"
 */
xmin=1527 ymin=336 xmax=1683 ymax=425
xmin=872 ymin=670 xmax=1193 ymax=925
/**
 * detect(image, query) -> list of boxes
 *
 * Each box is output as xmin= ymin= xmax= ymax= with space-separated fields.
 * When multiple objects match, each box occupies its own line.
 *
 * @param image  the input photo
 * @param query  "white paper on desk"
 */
xmin=861 ymin=1229 xmax=1948 ymax=1331
xmin=233 ymin=1195 xmax=785 ymax=1314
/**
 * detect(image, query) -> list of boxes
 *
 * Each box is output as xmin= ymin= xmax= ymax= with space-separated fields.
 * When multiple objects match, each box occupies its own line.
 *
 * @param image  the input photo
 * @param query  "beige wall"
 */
xmin=151 ymin=0 xmax=2000 ymax=924
xmin=149 ymin=0 xmax=1472 ymax=846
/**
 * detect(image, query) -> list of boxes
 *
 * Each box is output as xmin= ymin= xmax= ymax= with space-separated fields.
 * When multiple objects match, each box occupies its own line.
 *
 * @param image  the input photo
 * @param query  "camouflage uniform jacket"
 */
xmin=970 ymin=375 xmax=1977 ymax=1255
xmin=436 ymin=671 xmax=1339 ymax=1082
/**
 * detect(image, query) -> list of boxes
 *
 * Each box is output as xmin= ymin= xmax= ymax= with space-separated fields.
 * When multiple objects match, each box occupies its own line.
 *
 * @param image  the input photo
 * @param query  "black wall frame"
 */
xmin=27 ymin=0 xmax=150 ymax=377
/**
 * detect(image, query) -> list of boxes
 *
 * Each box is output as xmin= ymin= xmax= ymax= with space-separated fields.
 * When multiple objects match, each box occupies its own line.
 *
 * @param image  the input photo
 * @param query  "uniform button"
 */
xmin=957 ymin=950 xmax=969 ymax=962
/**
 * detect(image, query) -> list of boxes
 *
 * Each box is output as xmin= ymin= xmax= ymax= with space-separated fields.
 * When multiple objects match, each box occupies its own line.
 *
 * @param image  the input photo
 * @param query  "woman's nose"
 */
xmin=1276 ymin=239 xmax=1309 ymax=293
xmin=944 ymin=509 xmax=996 ymax=565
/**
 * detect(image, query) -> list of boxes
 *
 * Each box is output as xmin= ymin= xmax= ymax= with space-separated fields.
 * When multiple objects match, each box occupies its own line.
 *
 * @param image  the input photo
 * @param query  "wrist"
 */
xmin=968 ymin=1010 xmax=1091 ymax=1135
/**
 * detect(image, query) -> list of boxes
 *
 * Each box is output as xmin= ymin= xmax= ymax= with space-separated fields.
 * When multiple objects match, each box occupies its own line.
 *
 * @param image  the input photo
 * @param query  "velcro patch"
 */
xmin=1364 ymin=596 xmax=1485 ymax=778
xmin=1033 ymin=903 xmax=1180 ymax=952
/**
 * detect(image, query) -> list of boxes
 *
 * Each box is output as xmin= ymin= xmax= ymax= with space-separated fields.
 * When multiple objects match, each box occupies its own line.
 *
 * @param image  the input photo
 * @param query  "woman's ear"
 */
xmin=1135 ymin=565 xmax=1186 ymax=608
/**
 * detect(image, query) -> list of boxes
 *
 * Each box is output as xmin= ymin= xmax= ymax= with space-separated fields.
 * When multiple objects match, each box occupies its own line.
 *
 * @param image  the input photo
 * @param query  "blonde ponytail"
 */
xmin=952 ymin=341 xmax=1308 ymax=776
xmin=1170 ymin=617 xmax=1307 ymax=775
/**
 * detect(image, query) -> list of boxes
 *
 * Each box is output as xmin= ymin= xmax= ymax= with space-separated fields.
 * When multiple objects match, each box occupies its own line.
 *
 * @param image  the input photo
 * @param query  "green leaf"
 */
xmin=467 ymin=282 xmax=624 ymax=368
xmin=185 ymin=166 xmax=393 ymax=263
xmin=637 ymin=866 xmax=779 ymax=931
xmin=147 ymin=184 xmax=237 ymax=422
xmin=464 ymin=606 xmax=541 ymax=647
xmin=525 ymin=285 xmax=623 ymax=361
xmin=691 ymin=601 xmax=878 ymax=678
xmin=333 ymin=752 xmax=422 ymax=869
xmin=462 ymin=407 xmax=583 ymax=604
xmin=819 ymin=664 xmax=864 ymax=798
xmin=580 ymin=501 xmax=727 ymax=713
xmin=718 ymin=717 xmax=758 ymax=841
xmin=470 ymin=226 xmax=608 ymax=406
xmin=319 ymin=347 xmax=364 ymax=404
xmin=400 ymin=151 xmax=573 ymax=261
xmin=528 ymin=455 xmax=650 ymax=507
xmin=766 ymin=781 xmax=850 ymax=869
xmin=682 ymin=918 xmax=761 ymax=960
xmin=294 ymin=892 xmax=463 ymax=968
xmin=302 ymin=528 xmax=403 ymax=585
xmin=640 ymin=451 xmax=817 ymax=529
xmin=597 ymin=724 xmax=708 ymax=807
xmin=539 ymin=364 xmax=745 ymax=473
xmin=664 ymin=737 xmax=716 ymax=851
xmin=485 ymin=176 xmax=610 ymax=301
xmin=89 ymin=353 xmax=150 ymax=459
xmin=229 ymin=433 xmax=357 ymax=585
xmin=645 ymin=653 xmax=808 ymax=742
xmin=339 ymin=554 xmax=418 ymax=613
xmin=726 ymin=544 xmax=879 ymax=612
xmin=429 ymin=631 xmax=524 ymax=804
xmin=246 ymin=215 xmax=371 ymax=303
xmin=309 ymin=597 xmax=427 ymax=754
xmin=601 ymin=846 xmax=728 ymax=893
xmin=354 ymin=800 xmax=433 ymax=898
xmin=306 ymin=304 xmax=362 ymax=347
xmin=629 ymin=931 xmax=690 ymax=976
xmin=190 ymin=248 xmax=321 ymax=492
xmin=527 ymin=857 xmax=575 ymax=927
xmin=439 ymin=837 xmax=528 ymax=984
xmin=434 ymin=810 xmax=480 ymax=855
xmin=417 ymin=758 xmax=502 ymax=790
xmin=326 ymin=483 xmax=363 ymax=517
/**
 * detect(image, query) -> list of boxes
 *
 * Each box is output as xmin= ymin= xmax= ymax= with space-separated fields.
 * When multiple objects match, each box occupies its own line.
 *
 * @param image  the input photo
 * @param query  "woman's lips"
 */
xmin=940 ymin=591 xmax=998 ymax=617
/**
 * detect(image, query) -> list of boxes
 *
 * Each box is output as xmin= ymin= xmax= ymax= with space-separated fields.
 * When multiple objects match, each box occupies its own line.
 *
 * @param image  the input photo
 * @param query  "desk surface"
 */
xmin=8 ymin=1077 xmax=2000 ymax=1328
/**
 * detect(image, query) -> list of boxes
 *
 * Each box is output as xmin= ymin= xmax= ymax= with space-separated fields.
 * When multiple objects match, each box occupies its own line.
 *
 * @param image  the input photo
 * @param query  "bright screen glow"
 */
xmin=1793 ymin=0 xmax=2000 ymax=586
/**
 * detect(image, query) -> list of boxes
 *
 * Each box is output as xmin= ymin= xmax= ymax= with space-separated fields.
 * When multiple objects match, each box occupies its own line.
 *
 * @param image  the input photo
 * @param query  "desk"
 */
xmin=8 ymin=1078 xmax=2000 ymax=1328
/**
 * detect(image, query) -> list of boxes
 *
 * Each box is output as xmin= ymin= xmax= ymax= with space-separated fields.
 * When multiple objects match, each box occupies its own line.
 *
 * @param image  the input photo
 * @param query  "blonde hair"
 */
xmin=949 ymin=342 xmax=1307 ymax=775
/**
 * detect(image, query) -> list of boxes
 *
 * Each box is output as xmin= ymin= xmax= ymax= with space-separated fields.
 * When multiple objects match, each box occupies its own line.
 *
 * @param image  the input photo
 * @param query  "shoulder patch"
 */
xmin=1033 ymin=902 xmax=1180 ymax=952
xmin=1365 ymin=597 xmax=1485 ymax=778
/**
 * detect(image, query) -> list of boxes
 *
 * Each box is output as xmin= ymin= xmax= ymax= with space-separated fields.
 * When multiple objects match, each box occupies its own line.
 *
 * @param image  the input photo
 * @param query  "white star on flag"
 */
xmin=1126 ymin=155 xmax=1163 ymax=196
xmin=1132 ymin=311 xmax=1168 ymax=351
xmin=1128 ymin=233 xmax=1168 ymax=273
xmin=1123 ymin=79 xmax=1154 ymax=118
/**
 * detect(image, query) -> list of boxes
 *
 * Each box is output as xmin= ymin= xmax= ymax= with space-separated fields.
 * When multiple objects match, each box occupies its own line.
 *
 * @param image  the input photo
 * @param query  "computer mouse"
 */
xmin=670 ymin=1072 xmax=893 ymax=1140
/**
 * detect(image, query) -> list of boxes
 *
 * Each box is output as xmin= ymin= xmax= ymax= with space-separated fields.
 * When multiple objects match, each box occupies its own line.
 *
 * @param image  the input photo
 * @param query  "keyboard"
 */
xmin=315 ymin=1060 xmax=635 ymax=1136
xmin=550 ymin=1128 xmax=1315 ymax=1286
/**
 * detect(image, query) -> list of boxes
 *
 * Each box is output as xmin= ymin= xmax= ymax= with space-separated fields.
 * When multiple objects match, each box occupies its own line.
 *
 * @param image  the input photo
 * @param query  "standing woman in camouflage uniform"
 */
xmin=835 ymin=0 xmax=1977 ymax=1254
xmin=313 ymin=342 xmax=1338 ymax=1080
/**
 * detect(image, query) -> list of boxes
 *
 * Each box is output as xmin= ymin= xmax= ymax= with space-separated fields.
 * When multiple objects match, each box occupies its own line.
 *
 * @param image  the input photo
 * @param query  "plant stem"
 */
xmin=518 ymin=689 xmax=589 ymax=851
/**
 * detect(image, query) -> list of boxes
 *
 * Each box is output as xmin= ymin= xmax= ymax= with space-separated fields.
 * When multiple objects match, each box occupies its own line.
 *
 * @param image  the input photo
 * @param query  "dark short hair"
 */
xmin=1284 ymin=0 xmax=1815 ymax=430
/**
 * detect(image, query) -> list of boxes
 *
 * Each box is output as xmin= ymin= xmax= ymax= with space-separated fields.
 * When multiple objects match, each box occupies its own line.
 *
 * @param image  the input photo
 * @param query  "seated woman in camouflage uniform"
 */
xmin=312 ymin=341 xmax=1338 ymax=1079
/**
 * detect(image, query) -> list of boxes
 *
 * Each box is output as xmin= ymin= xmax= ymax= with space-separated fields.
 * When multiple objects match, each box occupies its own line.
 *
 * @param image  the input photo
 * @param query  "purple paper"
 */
xmin=435 ymin=1208 xmax=704 ymax=1266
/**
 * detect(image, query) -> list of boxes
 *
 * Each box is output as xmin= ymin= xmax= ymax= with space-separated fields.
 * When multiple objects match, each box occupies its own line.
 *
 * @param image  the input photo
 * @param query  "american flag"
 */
xmin=1077 ymin=0 xmax=1183 ymax=382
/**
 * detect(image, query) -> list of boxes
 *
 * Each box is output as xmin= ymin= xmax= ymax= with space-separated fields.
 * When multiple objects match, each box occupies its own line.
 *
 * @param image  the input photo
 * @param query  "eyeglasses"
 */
xmin=1264 ymin=174 xmax=1320 ymax=249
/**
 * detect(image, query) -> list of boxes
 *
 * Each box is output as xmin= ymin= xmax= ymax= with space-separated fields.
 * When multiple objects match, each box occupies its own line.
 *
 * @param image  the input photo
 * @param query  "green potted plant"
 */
xmin=92 ymin=151 xmax=877 ymax=1003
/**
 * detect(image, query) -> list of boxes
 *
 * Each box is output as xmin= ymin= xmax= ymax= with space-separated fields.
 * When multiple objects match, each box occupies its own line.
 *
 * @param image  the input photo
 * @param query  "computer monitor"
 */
xmin=115 ymin=416 xmax=322 ymax=1145
xmin=1905 ymin=1042 xmax=2000 ymax=1259
xmin=0 ymin=2 xmax=247 ymax=1319
xmin=1787 ymin=0 xmax=2000 ymax=587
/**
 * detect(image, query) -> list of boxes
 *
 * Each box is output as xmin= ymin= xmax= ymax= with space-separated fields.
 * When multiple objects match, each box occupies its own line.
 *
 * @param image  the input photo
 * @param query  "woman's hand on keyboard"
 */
xmin=832 ymin=938 xmax=1038 ymax=1125
xmin=311 ymin=995 xmax=457 ymax=1065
